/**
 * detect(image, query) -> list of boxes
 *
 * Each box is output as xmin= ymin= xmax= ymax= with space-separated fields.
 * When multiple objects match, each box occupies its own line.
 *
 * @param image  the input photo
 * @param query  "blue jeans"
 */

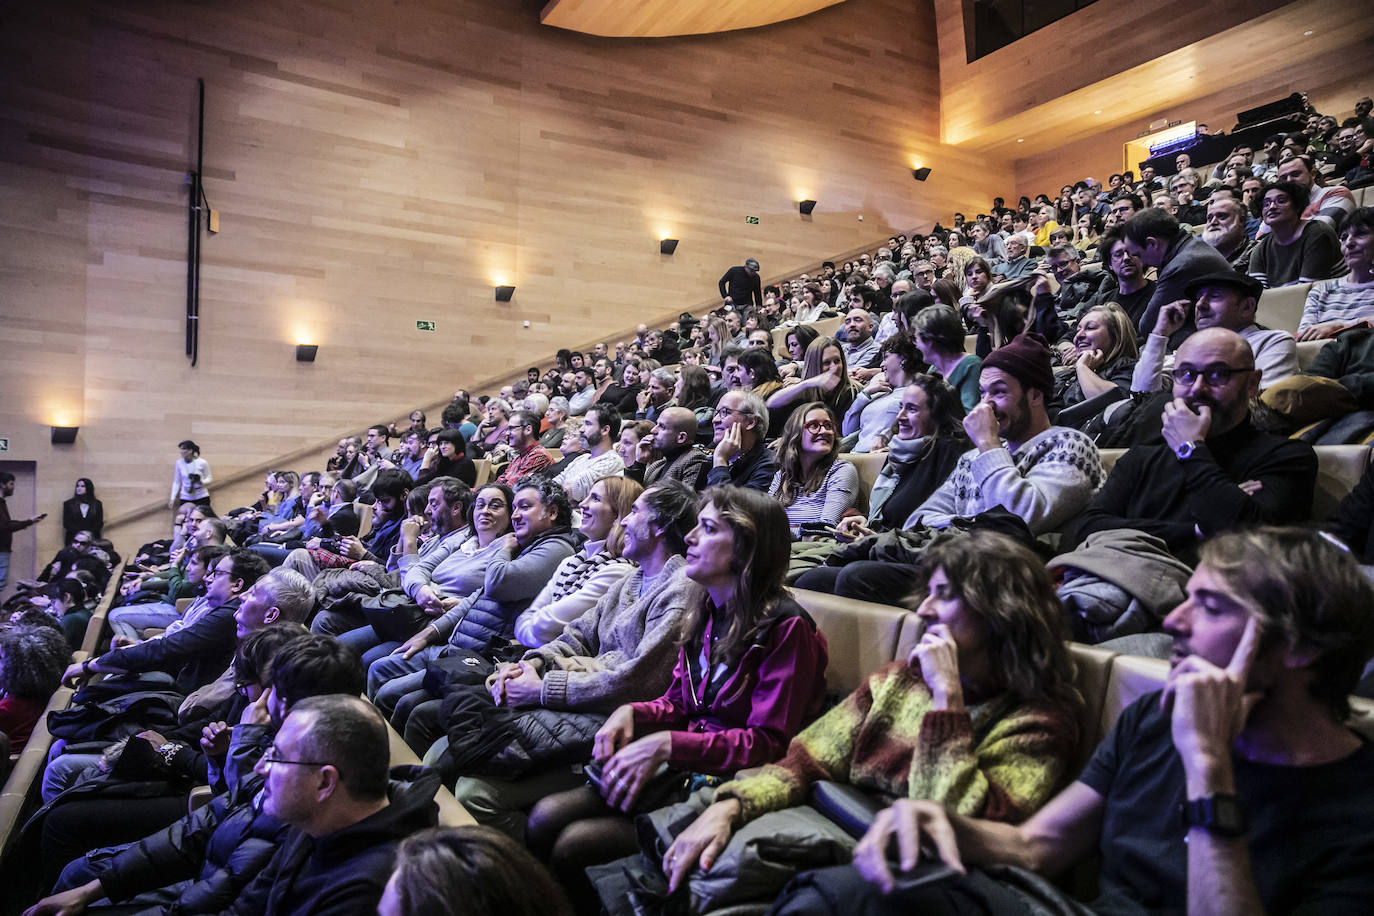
xmin=0 ymin=550 xmax=10 ymax=593
xmin=366 ymin=646 xmax=442 ymax=718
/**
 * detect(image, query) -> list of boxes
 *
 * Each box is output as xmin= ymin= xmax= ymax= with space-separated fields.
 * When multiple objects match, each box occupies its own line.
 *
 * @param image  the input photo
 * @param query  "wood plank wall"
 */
xmin=1012 ymin=60 xmax=1374 ymax=199
xmin=0 ymin=0 xmax=1011 ymax=570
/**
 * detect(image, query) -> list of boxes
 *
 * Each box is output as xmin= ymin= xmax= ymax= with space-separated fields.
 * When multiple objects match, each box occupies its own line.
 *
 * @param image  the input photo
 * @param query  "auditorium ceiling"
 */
xmin=540 ymin=0 xmax=850 ymax=38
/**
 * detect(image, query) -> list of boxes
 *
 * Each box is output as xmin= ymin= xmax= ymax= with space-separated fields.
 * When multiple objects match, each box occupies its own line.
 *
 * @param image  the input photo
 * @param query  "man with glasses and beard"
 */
xmin=1071 ymin=327 xmax=1316 ymax=564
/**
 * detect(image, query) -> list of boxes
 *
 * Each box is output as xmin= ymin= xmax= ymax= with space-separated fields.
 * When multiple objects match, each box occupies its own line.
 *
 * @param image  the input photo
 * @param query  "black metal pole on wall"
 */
xmin=186 ymin=78 xmax=204 ymax=367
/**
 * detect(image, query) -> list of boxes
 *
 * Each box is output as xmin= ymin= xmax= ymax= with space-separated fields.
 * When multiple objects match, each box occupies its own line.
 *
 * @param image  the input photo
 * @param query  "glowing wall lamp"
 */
xmin=798 ymin=199 xmax=817 ymax=216
xmin=659 ymin=238 xmax=679 ymax=255
xmin=295 ymin=344 xmax=319 ymax=362
xmin=495 ymin=285 xmax=516 ymax=302
xmin=51 ymin=426 xmax=79 ymax=445
xmin=911 ymin=167 xmax=932 ymax=181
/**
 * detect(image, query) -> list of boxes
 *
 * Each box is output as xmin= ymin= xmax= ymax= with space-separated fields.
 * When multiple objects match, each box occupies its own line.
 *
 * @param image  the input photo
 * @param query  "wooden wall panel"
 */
xmin=1012 ymin=55 xmax=1374 ymax=200
xmin=931 ymin=0 xmax=1374 ymax=158
xmin=0 ymin=0 xmax=1011 ymax=570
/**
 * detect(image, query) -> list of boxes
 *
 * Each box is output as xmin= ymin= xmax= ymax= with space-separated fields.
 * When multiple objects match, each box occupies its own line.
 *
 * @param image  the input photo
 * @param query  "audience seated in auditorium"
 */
xmin=1072 ymin=328 xmax=1316 ymax=567
xmin=844 ymin=334 xmax=923 ymax=453
xmin=1201 ymin=195 xmax=1259 ymax=274
xmin=0 ymin=622 xmax=68 ymax=753
xmin=553 ymin=405 xmax=626 ymax=503
xmin=1051 ymin=303 xmax=1139 ymax=420
xmin=912 ymin=301 xmax=981 ymax=410
xmin=1128 ymin=208 xmax=1235 ymax=347
xmin=1248 ymin=181 xmax=1346 ymax=288
xmin=703 ymin=390 xmax=777 ymax=492
xmin=449 ymin=481 xmax=699 ymax=840
xmin=524 ymin=486 xmax=828 ymax=913
xmin=768 ymin=403 xmax=858 ymax=537
xmin=1133 ymin=270 xmax=1297 ymax=393
xmin=796 ymin=334 xmax=1104 ymax=604
xmin=624 ymin=532 xmax=1081 ymax=912
xmin=774 ymin=527 xmax=1374 ymax=916
xmin=1297 ymin=206 xmax=1374 ymax=339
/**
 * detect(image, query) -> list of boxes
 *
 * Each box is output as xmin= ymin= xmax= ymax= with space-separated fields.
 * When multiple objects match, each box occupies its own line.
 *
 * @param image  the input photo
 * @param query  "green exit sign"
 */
xmin=415 ymin=320 xmax=436 ymax=332
xmin=0 ymin=437 xmax=8 ymax=452
xmin=744 ymin=216 xmax=760 ymax=225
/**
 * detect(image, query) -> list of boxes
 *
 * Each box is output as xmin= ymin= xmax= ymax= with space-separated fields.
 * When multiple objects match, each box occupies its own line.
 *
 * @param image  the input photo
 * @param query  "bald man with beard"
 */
xmin=1070 ymin=328 xmax=1316 ymax=564
xmin=643 ymin=407 xmax=710 ymax=488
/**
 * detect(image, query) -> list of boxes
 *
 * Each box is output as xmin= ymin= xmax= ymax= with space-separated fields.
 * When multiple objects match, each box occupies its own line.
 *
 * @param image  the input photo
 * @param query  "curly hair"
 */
xmin=914 ymin=531 xmax=1082 ymax=719
xmin=0 ymin=624 xmax=70 ymax=699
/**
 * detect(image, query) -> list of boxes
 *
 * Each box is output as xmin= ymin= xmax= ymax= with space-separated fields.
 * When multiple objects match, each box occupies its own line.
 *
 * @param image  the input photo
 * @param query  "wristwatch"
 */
xmin=1175 ymin=440 xmax=1204 ymax=460
xmin=1180 ymin=794 xmax=1248 ymax=837
xmin=157 ymin=742 xmax=184 ymax=767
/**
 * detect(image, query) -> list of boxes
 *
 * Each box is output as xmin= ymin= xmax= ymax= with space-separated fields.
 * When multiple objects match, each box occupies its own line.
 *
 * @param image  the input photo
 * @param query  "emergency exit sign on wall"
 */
xmin=744 ymin=216 xmax=760 ymax=225
xmin=0 ymin=437 xmax=9 ymax=452
xmin=416 ymin=320 xmax=436 ymax=332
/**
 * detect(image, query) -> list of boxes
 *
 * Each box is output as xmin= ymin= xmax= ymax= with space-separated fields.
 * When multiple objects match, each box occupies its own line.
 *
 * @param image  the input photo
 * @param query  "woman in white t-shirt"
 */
xmin=168 ymin=439 xmax=213 ymax=511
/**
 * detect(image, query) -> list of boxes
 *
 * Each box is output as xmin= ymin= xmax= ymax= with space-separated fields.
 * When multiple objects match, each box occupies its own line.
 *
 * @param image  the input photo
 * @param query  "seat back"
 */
xmin=791 ymin=588 xmax=914 ymax=694
xmin=1098 ymin=448 xmax=1125 ymax=476
xmin=473 ymin=459 xmax=492 ymax=487
xmin=1068 ymin=644 xmax=1117 ymax=770
xmin=1098 ymin=654 xmax=1169 ymax=743
xmin=839 ymin=452 xmax=886 ymax=515
xmin=1296 ymin=338 xmax=1332 ymax=371
xmin=1312 ymin=445 xmax=1371 ymax=520
xmin=354 ymin=502 xmax=374 ymax=538
xmin=1255 ymin=282 xmax=1314 ymax=335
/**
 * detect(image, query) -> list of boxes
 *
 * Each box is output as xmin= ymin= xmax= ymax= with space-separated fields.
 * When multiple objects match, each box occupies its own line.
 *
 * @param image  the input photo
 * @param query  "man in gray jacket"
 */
xmin=448 ymin=480 xmax=702 ymax=841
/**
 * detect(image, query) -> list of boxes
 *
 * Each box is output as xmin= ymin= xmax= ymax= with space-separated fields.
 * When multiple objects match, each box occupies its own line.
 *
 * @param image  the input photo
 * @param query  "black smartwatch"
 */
xmin=1180 ymin=794 xmax=1248 ymax=837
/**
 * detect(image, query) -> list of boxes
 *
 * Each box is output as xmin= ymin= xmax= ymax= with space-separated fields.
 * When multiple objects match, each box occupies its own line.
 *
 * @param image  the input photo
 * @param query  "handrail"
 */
xmin=102 ymin=229 xmax=916 ymax=533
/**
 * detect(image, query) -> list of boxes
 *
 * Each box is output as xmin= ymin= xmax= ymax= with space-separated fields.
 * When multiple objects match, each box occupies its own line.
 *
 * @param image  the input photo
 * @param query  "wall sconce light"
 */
xmin=798 ymin=199 xmax=817 ymax=216
xmin=295 ymin=344 xmax=319 ymax=363
xmin=659 ymin=238 xmax=679 ymax=255
xmin=911 ymin=167 xmax=932 ymax=181
xmin=51 ymin=426 xmax=79 ymax=445
xmin=494 ymin=285 xmax=516 ymax=302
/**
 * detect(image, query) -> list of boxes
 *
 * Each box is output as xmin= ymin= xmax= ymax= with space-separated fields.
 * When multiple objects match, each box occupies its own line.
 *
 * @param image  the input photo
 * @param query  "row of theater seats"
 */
xmin=0 ymin=557 xmax=474 ymax=867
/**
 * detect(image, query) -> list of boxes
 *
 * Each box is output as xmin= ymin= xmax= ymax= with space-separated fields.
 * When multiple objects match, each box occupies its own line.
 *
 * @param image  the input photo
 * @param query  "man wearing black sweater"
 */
xmin=718 ymin=257 xmax=763 ymax=310
xmin=1070 ymin=328 xmax=1316 ymax=564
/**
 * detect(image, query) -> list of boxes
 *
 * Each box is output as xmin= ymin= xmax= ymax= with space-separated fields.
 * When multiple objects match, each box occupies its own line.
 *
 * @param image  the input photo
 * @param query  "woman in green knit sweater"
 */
xmin=656 ymin=530 xmax=1082 ymax=896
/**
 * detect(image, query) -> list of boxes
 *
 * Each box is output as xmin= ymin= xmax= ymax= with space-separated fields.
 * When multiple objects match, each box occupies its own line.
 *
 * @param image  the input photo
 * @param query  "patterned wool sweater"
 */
xmin=715 ymin=660 xmax=1078 ymax=824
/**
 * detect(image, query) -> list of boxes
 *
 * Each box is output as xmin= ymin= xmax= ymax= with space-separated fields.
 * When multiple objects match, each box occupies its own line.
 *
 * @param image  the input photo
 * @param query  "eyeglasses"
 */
xmin=1174 ymin=364 xmax=1253 ymax=387
xmin=261 ymin=750 xmax=329 ymax=768
xmin=803 ymin=419 xmax=835 ymax=433
xmin=713 ymin=406 xmax=751 ymax=420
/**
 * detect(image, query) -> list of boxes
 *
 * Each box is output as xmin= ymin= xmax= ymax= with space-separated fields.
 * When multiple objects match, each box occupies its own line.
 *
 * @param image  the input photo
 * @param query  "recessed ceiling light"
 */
xmin=1017 ymin=138 xmax=1024 ymax=142
xmin=1094 ymin=109 xmax=1102 ymax=114
xmin=1303 ymin=29 xmax=1313 ymax=35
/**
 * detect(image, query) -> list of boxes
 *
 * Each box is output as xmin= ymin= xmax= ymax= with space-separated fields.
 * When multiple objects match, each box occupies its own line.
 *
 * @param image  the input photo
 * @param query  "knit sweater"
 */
xmin=526 ymin=555 xmax=702 ymax=711
xmin=554 ymin=450 xmax=626 ymax=503
xmin=905 ymin=427 xmax=1105 ymax=535
xmin=715 ymin=661 xmax=1077 ymax=824
xmin=512 ymin=540 xmax=635 ymax=647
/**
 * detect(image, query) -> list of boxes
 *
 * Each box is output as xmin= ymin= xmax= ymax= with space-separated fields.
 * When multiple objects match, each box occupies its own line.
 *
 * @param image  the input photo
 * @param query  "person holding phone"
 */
xmin=1 ymin=471 xmax=46 ymax=593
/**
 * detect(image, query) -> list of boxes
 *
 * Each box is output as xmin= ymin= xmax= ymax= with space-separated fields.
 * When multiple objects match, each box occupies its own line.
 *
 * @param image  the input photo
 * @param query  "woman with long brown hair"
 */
xmin=526 ymin=486 xmax=829 ymax=912
xmin=768 ymin=402 xmax=858 ymax=537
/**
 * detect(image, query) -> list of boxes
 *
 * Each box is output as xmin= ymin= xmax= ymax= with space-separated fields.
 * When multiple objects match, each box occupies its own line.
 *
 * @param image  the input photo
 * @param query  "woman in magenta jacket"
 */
xmin=526 ymin=485 xmax=829 ymax=912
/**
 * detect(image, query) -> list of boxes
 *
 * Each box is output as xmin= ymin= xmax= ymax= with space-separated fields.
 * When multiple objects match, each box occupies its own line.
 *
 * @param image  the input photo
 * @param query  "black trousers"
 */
xmin=793 ymin=561 xmax=919 ymax=606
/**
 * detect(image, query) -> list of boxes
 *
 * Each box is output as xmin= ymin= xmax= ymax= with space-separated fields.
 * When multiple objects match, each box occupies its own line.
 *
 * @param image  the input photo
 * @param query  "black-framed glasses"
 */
xmin=713 ymin=406 xmax=750 ymax=420
xmin=261 ymin=750 xmax=329 ymax=768
xmin=1175 ymin=364 xmax=1253 ymax=387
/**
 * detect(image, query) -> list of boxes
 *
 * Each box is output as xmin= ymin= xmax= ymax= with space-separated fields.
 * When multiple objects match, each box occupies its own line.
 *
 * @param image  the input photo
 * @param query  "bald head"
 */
xmin=1172 ymin=328 xmax=1258 ymax=435
xmin=653 ymin=406 xmax=698 ymax=453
